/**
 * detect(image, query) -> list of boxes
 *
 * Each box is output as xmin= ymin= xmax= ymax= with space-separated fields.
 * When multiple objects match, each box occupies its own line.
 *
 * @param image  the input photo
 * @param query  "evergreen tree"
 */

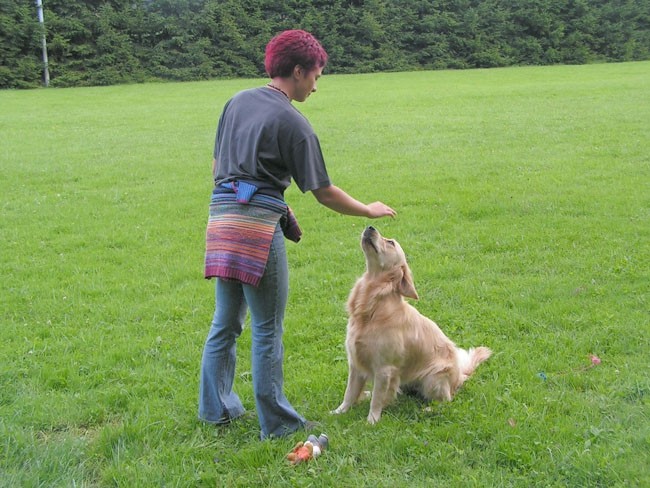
xmin=1 ymin=0 xmax=649 ymax=89
xmin=0 ymin=0 xmax=42 ymax=88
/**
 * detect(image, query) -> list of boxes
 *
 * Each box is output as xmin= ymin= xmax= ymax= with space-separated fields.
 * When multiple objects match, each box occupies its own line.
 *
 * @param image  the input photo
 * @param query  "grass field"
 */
xmin=1 ymin=61 xmax=648 ymax=487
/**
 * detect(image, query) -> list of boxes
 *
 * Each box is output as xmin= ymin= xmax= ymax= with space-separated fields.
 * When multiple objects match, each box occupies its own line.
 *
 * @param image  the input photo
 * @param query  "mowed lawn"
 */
xmin=1 ymin=61 xmax=648 ymax=487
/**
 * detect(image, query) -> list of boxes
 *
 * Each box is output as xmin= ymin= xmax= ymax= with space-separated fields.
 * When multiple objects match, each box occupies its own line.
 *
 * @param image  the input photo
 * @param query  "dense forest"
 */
xmin=1 ymin=0 xmax=649 ymax=88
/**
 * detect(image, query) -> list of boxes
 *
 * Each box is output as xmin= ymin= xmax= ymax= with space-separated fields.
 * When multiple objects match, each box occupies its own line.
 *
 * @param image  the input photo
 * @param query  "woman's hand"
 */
xmin=366 ymin=201 xmax=397 ymax=219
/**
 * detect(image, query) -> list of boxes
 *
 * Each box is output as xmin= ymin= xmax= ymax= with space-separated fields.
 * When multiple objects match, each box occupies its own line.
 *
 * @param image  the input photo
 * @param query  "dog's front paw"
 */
xmin=367 ymin=412 xmax=381 ymax=424
xmin=330 ymin=404 xmax=348 ymax=415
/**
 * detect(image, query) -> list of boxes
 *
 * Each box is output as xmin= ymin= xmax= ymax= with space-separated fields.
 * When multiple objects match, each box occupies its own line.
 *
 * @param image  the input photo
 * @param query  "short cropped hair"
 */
xmin=264 ymin=30 xmax=328 ymax=78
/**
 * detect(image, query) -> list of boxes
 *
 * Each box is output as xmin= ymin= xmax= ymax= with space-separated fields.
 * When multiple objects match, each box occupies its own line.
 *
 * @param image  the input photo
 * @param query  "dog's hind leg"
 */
xmin=332 ymin=366 xmax=368 ymax=415
xmin=420 ymin=369 xmax=455 ymax=402
xmin=367 ymin=367 xmax=399 ymax=424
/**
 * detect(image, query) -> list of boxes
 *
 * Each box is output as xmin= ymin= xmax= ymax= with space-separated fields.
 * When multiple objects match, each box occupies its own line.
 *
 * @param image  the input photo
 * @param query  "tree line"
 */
xmin=1 ymin=0 xmax=649 ymax=89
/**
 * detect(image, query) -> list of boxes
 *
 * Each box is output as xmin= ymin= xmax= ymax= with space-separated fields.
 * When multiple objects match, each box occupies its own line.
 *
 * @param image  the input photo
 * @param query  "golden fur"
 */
xmin=332 ymin=226 xmax=492 ymax=424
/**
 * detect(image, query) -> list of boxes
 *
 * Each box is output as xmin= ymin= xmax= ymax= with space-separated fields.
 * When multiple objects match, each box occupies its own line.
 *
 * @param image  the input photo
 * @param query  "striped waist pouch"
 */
xmin=204 ymin=182 xmax=301 ymax=286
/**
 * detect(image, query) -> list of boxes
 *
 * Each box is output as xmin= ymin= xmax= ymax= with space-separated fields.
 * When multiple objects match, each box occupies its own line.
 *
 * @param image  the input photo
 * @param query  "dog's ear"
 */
xmin=398 ymin=265 xmax=419 ymax=300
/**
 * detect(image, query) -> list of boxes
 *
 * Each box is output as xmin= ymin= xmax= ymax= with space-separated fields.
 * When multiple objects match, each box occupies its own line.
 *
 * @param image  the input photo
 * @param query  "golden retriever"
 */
xmin=332 ymin=226 xmax=492 ymax=424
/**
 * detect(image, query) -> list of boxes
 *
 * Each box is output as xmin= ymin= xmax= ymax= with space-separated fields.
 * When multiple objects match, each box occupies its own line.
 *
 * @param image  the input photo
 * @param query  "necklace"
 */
xmin=267 ymin=83 xmax=290 ymax=100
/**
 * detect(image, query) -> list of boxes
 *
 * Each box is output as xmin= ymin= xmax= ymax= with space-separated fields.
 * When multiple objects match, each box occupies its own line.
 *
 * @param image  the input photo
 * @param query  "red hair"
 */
xmin=264 ymin=30 xmax=328 ymax=78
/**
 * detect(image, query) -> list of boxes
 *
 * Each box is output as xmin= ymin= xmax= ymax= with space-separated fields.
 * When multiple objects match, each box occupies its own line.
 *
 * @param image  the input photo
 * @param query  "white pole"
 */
xmin=36 ymin=0 xmax=50 ymax=86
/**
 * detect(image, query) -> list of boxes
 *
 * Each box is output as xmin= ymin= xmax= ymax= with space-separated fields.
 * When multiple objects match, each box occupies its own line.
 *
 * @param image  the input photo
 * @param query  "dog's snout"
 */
xmin=363 ymin=226 xmax=378 ymax=240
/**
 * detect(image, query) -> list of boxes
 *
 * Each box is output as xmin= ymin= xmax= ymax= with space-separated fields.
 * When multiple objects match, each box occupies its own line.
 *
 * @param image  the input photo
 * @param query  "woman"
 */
xmin=199 ymin=30 xmax=396 ymax=439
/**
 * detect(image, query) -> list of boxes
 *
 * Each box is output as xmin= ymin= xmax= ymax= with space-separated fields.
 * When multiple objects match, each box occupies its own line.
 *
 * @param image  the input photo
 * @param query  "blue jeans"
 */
xmin=199 ymin=223 xmax=305 ymax=439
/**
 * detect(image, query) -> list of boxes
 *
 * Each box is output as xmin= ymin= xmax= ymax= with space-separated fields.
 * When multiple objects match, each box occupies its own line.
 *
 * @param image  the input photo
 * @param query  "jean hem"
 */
xmin=198 ymin=410 xmax=246 ymax=425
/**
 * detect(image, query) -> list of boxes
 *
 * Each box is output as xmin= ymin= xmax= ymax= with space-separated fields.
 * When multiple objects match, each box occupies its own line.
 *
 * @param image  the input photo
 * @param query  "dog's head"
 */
xmin=360 ymin=226 xmax=419 ymax=300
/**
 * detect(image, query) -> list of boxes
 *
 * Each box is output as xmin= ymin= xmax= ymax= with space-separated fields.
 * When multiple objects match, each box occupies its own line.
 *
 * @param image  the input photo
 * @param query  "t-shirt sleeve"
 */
xmin=288 ymin=134 xmax=331 ymax=193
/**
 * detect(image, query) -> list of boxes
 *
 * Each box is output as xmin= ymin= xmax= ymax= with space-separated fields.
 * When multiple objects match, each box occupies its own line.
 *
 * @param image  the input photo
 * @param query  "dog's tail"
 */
xmin=459 ymin=346 xmax=492 ymax=377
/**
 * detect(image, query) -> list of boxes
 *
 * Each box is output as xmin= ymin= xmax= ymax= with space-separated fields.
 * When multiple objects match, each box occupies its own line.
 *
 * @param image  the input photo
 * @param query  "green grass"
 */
xmin=1 ymin=61 xmax=649 ymax=487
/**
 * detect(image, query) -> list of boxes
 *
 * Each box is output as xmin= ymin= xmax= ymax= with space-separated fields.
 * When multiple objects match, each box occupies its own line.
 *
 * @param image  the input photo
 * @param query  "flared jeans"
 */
xmin=199 ymin=223 xmax=305 ymax=438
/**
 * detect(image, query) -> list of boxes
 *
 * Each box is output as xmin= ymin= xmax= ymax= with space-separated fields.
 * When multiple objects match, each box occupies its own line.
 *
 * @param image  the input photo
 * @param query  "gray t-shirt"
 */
xmin=213 ymin=87 xmax=331 ymax=194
